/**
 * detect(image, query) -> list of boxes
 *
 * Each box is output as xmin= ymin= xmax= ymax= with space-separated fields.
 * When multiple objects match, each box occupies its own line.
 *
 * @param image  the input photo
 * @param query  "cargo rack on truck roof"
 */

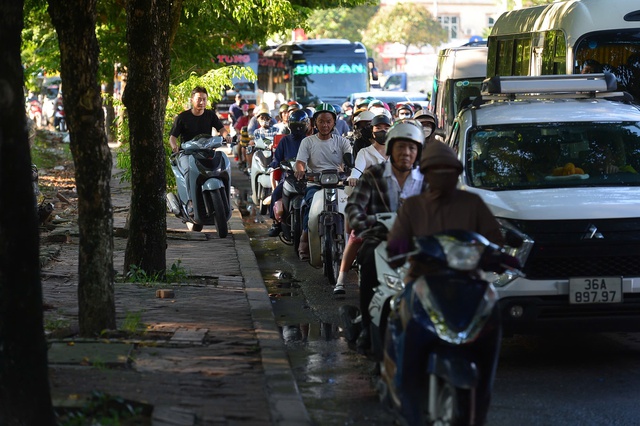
xmin=479 ymin=73 xmax=624 ymax=101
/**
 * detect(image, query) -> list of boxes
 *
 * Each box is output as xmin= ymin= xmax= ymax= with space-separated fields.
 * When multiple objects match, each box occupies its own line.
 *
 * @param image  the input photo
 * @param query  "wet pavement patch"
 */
xmin=48 ymin=342 xmax=134 ymax=367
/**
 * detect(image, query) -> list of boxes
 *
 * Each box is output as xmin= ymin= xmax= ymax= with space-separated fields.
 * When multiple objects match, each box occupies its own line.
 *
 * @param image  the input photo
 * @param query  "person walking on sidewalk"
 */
xmin=169 ymin=86 xmax=230 ymax=153
xmin=344 ymin=121 xmax=427 ymax=352
xmin=294 ymin=103 xmax=352 ymax=260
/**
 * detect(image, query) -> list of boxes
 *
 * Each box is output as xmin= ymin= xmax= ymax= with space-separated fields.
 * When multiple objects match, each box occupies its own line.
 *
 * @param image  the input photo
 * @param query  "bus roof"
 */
xmin=491 ymin=0 xmax=640 ymax=46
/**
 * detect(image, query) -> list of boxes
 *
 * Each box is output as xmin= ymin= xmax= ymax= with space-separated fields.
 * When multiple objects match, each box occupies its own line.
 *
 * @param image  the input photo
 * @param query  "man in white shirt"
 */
xmin=295 ymin=103 xmax=352 ymax=260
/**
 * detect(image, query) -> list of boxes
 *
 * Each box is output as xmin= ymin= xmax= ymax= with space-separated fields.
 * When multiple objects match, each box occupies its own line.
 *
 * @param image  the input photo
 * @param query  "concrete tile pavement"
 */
xmin=41 ymin=146 xmax=310 ymax=425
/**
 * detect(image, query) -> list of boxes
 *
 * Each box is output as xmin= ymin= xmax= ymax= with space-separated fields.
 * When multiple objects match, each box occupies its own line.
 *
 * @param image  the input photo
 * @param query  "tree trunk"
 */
xmin=48 ymin=0 xmax=116 ymax=336
xmin=0 ymin=0 xmax=55 ymax=423
xmin=122 ymin=0 xmax=182 ymax=276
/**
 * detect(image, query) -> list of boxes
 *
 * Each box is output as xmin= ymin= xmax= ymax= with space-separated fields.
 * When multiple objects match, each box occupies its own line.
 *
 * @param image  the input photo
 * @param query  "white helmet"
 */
xmin=384 ymin=121 xmax=425 ymax=164
xmin=353 ymin=110 xmax=375 ymax=125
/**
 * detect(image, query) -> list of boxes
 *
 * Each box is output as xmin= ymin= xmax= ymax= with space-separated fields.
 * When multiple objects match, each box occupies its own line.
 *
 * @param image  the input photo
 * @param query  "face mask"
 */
xmin=426 ymin=169 xmax=459 ymax=199
xmin=373 ymin=130 xmax=387 ymax=145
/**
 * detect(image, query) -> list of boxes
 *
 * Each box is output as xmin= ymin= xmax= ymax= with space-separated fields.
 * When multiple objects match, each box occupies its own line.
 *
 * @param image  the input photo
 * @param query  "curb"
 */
xmin=230 ymin=199 xmax=311 ymax=425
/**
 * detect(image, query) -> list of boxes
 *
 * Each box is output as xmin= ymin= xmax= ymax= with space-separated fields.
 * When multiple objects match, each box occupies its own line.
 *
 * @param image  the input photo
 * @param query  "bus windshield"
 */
xmin=292 ymin=55 xmax=368 ymax=105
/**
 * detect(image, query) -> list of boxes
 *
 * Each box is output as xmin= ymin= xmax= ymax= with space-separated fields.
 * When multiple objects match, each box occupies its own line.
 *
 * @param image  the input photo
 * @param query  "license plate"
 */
xmin=569 ymin=277 xmax=622 ymax=304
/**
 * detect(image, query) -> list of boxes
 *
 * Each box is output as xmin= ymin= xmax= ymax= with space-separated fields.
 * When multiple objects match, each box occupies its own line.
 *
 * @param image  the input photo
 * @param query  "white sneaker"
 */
xmin=333 ymin=282 xmax=345 ymax=295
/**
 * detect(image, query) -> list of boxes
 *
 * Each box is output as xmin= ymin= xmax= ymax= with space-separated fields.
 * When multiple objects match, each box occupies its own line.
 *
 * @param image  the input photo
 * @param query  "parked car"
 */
xmin=447 ymin=73 xmax=640 ymax=334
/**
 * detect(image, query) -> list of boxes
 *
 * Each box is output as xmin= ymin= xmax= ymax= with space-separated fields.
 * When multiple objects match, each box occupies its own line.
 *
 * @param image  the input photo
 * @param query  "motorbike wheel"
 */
xmin=322 ymin=230 xmax=340 ymax=285
xmin=258 ymin=184 xmax=270 ymax=216
xmin=291 ymin=208 xmax=301 ymax=253
xmin=210 ymin=189 xmax=229 ymax=238
xmin=59 ymin=118 xmax=67 ymax=132
xmin=431 ymin=380 xmax=472 ymax=426
xmin=186 ymin=222 xmax=203 ymax=232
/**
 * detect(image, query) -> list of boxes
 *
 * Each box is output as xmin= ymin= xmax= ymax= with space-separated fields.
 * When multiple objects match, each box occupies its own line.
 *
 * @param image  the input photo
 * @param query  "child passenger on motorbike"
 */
xmin=386 ymin=140 xmax=504 ymax=425
xmin=344 ymin=121 xmax=428 ymax=351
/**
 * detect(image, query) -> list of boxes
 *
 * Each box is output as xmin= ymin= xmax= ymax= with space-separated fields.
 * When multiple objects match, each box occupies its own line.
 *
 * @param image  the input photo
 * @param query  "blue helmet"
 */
xmin=288 ymin=109 xmax=309 ymax=137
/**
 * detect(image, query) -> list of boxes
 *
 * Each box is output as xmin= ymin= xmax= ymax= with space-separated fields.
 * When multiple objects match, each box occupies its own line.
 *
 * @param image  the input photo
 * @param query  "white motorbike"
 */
xmin=249 ymin=135 xmax=273 ymax=215
xmin=307 ymin=162 xmax=352 ymax=285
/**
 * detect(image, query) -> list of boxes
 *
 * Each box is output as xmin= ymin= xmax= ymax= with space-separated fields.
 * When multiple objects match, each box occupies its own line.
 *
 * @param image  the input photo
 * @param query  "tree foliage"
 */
xmin=364 ymin=2 xmax=447 ymax=55
xmin=304 ymin=5 xmax=378 ymax=44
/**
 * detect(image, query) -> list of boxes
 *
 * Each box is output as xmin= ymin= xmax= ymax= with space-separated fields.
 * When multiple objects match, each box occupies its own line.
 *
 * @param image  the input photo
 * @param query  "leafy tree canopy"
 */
xmin=364 ymin=2 xmax=447 ymax=54
xmin=304 ymin=5 xmax=378 ymax=44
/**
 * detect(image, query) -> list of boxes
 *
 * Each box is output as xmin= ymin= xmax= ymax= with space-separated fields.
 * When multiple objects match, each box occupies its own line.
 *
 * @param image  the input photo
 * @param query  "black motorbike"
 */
xmin=277 ymin=159 xmax=307 ymax=254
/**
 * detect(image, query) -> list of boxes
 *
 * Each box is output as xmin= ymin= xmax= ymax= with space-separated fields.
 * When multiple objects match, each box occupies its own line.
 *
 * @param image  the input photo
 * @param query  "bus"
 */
xmin=257 ymin=39 xmax=375 ymax=108
xmin=487 ymin=0 xmax=640 ymax=101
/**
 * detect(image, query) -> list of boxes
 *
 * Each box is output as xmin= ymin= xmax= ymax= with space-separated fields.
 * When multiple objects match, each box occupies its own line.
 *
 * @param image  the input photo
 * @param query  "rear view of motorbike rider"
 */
xmin=386 ymin=141 xmax=504 ymax=425
xmin=267 ymin=109 xmax=310 ymax=236
xmin=345 ymin=121 xmax=427 ymax=351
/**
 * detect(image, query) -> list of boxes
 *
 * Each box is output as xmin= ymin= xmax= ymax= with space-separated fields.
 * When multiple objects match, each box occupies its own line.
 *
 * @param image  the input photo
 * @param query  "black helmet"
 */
xmin=385 ymin=121 xmax=425 ymax=166
xmin=371 ymin=114 xmax=392 ymax=127
xmin=288 ymin=109 xmax=309 ymax=137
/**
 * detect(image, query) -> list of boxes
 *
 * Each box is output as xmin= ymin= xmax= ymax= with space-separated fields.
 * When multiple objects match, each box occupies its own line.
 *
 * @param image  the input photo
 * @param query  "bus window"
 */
xmin=514 ymin=38 xmax=532 ymax=76
xmin=497 ymin=39 xmax=515 ymax=76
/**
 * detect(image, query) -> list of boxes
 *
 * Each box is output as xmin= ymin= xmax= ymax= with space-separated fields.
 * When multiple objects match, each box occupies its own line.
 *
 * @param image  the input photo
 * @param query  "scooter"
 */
xmin=339 ymin=212 xmax=405 ymax=357
xmin=378 ymin=230 xmax=523 ymax=425
xmin=166 ymin=135 xmax=232 ymax=237
xmin=249 ymin=135 xmax=273 ymax=215
xmin=54 ymin=104 xmax=67 ymax=132
xmin=307 ymin=154 xmax=353 ymax=285
xmin=277 ymin=159 xmax=307 ymax=253
xmin=27 ymin=99 xmax=44 ymax=129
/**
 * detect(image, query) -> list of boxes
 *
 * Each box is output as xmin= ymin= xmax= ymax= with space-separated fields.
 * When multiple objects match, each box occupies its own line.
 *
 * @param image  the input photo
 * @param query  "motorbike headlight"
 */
xmin=320 ymin=173 xmax=339 ymax=186
xmin=493 ymin=218 xmax=534 ymax=287
xmin=435 ymin=235 xmax=484 ymax=271
xmin=383 ymin=264 xmax=408 ymax=292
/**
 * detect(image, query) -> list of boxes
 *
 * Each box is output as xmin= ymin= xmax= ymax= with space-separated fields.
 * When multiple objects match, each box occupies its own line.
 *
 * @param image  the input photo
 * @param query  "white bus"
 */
xmin=487 ymin=0 xmax=640 ymax=101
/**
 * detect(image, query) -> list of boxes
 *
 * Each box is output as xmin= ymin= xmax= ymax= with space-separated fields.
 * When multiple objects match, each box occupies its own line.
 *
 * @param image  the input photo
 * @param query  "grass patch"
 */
xmin=123 ymin=260 xmax=189 ymax=285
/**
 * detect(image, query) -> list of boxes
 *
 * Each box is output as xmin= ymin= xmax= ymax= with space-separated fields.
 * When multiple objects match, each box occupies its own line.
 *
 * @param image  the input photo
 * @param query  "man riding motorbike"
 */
xmin=294 ymin=103 xmax=352 ymax=260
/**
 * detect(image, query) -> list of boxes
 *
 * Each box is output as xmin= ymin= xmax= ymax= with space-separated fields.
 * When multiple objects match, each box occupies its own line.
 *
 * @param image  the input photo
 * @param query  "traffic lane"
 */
xmin=489 ymin=332 xmax=640 ymax=425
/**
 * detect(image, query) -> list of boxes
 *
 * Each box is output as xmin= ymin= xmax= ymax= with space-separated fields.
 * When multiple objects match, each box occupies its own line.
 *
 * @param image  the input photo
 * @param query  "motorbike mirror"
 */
xmin=504 ymin=228 xmax=524 ymax=249
xmin=343 ymin=152 xmax=355 ymax=169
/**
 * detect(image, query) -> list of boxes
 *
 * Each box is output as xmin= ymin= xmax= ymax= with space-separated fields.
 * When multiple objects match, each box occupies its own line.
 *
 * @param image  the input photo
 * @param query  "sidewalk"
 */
xmin=41 ymin=147 xmax=310 ymax=425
